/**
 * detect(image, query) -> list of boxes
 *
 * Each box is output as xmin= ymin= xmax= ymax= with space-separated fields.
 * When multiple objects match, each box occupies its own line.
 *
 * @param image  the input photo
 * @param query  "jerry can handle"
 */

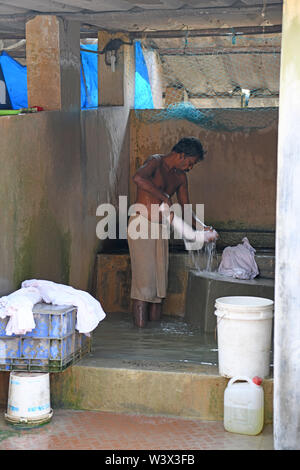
xmin=227 ymin=376 xmax=253 ymax=388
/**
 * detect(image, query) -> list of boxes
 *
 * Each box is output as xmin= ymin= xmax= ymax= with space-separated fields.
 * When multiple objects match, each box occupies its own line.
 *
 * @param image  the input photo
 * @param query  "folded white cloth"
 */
xmin=22 ymin=279 xmax=106 ymax=335
xmin=0 ymin=280 xmax=106 ymax=336
xmin=0 ymin=287 xmax=42 ymax=335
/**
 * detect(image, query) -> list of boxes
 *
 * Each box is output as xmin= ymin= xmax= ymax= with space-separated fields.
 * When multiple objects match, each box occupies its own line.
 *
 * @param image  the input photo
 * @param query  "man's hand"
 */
xmin=204 ymin=226 xmax=219 ymax=241
xmin=159 ymin=201 xmax=175 ymax=223
xmin=162 ymin=192 xmax=172 ymax=206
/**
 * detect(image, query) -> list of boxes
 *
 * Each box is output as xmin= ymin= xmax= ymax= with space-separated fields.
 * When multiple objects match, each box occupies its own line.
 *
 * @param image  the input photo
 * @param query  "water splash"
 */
xmin=190 ymin=241 xmax=217 ymax=273
xmin=205 ymin=241 xmax=217 ymax=272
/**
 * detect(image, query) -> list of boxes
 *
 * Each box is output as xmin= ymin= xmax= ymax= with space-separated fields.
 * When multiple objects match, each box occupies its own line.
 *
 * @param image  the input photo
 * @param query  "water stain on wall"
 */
xmin=13 ymin=200 xmax=71 ymax=288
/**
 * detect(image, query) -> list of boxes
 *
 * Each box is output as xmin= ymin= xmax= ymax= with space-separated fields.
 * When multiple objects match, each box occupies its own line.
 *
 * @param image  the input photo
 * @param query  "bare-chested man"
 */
xmin=128 ymin=136 xmax=214 ymax=328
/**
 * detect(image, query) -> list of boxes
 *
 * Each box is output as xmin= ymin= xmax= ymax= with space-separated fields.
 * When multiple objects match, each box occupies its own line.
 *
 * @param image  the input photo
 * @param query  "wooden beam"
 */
xmin=63 ymin=4 xmax=283 ymax=31
xmin=129 ymin=25 xmax=282 ymax=39
xmin=0 ymin=0 xmax=81 ymax=13
xmin=98 ymin=31 xmax=130 ymax=107
xmin=158 ymin=46 xmax=281 ymax=56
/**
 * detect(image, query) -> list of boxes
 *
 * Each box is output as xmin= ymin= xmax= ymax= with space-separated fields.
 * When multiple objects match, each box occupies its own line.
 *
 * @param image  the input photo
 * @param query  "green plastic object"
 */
xmin=0 ymin=109 xmax=21 ymax=115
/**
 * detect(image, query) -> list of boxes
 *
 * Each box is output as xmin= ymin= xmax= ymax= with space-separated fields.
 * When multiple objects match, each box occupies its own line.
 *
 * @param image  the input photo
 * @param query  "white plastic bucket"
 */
xmin=5 ymin=372 xmax=53 ymax=426
xmin=214 ymin=296 xmax=274 ymax=378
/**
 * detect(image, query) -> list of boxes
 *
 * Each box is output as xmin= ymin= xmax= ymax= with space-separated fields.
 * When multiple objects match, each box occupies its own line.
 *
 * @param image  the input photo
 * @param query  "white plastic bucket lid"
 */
xmin=215 ymin=296 xmax=274 ymax=312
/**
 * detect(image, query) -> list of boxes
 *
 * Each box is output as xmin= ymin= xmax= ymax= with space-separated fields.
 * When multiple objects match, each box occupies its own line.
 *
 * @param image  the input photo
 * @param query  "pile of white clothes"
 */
xmin=218 ymin=237 xmax=259 ymax=280
xmin=0 ymin=279 xmax=106 ymax=336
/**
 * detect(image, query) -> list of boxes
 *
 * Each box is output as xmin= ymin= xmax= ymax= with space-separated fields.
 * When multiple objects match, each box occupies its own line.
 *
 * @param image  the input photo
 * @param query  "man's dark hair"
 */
xmin=172 ymin=137 xmax=204 ymax=161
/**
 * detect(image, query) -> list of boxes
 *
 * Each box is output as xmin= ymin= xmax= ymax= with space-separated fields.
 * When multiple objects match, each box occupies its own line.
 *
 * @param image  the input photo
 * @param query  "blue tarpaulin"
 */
xmin=0 ymin=46 xmax=98 ymax=110
xmin=0 ymin=51 xmax=28 ymax=109
xmin=80 ymin=44 xmax=98 ymax=109
xmin=0 ymin=41 xmax=152 ymax=110
xmin=134 ymin=41 xmax=154 ymax=109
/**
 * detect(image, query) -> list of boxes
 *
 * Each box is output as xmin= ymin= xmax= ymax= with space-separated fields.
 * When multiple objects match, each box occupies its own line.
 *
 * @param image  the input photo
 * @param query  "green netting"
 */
xmin=135 ymin=32 xmax=281 ymax=132
xmin=135 ymin=104 xmax=279 ymax=132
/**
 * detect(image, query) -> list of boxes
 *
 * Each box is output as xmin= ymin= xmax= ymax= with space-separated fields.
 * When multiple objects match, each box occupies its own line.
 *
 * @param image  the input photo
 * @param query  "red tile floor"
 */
xmin=0 ymin=408 xmax=273 ymax=450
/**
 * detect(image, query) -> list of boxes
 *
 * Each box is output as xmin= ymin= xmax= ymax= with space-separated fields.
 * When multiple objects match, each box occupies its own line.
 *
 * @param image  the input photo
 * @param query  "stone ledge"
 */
xmin=185 ymin=270 xmax=275 ymax=333
xmin=47 ymin=363 xmax=273 ymax=423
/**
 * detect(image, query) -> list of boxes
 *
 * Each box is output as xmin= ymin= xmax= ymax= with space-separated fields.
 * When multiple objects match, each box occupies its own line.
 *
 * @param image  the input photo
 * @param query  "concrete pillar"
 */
xmin=26 ymin=15 xmax=81 ymax=111
xmin=98 ymin=31 xmax=132 ymax=107
xmin=274 ymin=0 xmax=300 ymax=450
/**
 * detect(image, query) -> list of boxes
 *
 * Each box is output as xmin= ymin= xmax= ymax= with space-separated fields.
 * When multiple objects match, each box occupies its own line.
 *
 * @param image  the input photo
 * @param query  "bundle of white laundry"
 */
xmin=218 ymin=237 xmax=259 ymax=280
xmin=0 ymin=279 xmax=106 ymax=336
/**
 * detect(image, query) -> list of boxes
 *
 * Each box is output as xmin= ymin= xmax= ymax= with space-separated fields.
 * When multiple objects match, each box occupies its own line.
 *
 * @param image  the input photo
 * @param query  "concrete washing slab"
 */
xmin=185 ymin=270 xmax=274 ymax=333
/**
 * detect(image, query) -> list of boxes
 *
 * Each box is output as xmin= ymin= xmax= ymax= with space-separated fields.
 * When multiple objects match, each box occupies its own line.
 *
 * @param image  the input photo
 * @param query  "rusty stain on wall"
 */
xmin=129 ymin=110 xmax=278 ymax=231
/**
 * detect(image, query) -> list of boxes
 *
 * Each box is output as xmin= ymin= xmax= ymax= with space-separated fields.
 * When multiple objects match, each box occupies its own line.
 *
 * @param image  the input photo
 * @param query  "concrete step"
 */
xmin=0 ymin=311 xmax=274 ymax=424
xmin=49 ymin=312 xmax=273 ymax=423
xmin=0 ymin=360 xmax=274 ymax=423
xmin=47 ymin=358 xmax=273 ymax=423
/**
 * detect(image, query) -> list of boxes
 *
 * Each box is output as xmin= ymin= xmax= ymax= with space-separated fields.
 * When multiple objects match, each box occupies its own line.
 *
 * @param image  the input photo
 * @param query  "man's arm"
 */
xmin=133 ymin=156 xmax=170 ymax=204
xmin=176 ymin=173 xmax=209 ymax=231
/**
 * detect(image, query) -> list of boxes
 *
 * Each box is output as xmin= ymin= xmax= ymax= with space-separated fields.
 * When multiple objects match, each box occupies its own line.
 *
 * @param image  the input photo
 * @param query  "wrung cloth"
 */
xmin=218 ymin=237 xmax=259 ymax=280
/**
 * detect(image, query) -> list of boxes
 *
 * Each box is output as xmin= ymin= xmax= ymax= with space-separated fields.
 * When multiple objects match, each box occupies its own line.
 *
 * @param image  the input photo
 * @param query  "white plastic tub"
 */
xmin=215 ymin=296 xmax=274 ymax=378
xmin=5 ymin=371 xmax=53 ymax=426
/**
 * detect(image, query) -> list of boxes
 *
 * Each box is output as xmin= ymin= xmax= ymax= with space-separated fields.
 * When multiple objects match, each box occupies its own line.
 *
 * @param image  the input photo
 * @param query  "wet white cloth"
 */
xmin=218 ymin=237 xmax=259 ymax=280
xmin=159 ymin=203 xmax=218 ymax=251
xmin=22 ymin=279 xmax=106 ymax=335
xmin=0 ymin=287 xmax=42 ymax=336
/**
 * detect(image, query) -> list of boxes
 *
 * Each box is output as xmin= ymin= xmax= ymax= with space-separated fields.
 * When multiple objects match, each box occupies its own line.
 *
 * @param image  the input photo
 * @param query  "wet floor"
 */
xmin=80 ymin=311 xmax=273 ymax=376
xmin=86 ymin=312 xmax=219 ymax=367
xmin=0 ymin=408 xmax=274 ymax=450
xmin=0 ymin=313 xmax=275 ymax=451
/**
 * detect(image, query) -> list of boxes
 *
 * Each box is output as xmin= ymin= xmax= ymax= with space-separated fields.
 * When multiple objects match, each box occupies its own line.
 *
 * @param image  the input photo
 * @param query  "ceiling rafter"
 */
xmin=0 ymin=1 xmax=283 ymax=39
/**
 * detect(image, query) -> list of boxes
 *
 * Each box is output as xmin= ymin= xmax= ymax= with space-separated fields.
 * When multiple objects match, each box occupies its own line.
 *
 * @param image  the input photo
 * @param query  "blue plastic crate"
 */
xmin=0 ymin=303 xmax=91 ymax=372
xmin=31 ymin=303 xmax=76 ymax=338
xmin=0 ymin=303 xmax=76 ymax=338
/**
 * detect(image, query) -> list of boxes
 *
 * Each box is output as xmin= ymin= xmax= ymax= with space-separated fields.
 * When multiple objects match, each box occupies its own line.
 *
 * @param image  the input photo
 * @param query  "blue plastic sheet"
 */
xmin=0 ymin=51 xmax=28 ymax=109
xmin=1 ymin=42 xmax=153 ymax=110
xmin=0 ymin=47 xmax=98 ymax=110
xmin=80 ymin=44 xmax=98 ymax=109
xmin=134 ymin=41 xmax=154 ymax=109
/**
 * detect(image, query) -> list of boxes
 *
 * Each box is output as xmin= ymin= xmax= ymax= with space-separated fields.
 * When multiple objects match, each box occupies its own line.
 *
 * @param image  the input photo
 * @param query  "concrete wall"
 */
xmin=0 ymin=107 xmax=130 ymax=297
xmin=130 ymin=110 xmax=278 ymax=233
xmin=0 ymin=106 xmax=278 ymax=297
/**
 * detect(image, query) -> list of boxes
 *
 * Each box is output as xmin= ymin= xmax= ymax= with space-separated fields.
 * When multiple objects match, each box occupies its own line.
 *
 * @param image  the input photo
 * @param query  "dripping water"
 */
xmin=190 ymin=241 xmax=217 ymax=273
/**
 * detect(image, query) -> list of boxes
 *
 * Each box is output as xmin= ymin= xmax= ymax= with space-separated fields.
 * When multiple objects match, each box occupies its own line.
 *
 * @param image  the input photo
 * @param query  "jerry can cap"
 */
xmin=252 ymin=376 xmax=263 ymax=386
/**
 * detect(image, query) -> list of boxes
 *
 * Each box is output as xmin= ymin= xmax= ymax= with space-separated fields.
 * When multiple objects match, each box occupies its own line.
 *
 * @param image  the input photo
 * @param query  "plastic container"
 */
xmin=0 ymin=303 xmax=91 ymax=372
xmin=224 ymin=376 xmax=264 ymax=435
xmin=5 ymin=371 xmax=53 ymax=427
xmin=214 ymin=296 xmax=274 ymax=378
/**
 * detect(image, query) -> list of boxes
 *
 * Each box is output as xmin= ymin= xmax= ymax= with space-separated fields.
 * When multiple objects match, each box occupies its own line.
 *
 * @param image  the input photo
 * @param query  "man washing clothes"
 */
xmin=128 ymin=136 xmax=217 ymax=328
